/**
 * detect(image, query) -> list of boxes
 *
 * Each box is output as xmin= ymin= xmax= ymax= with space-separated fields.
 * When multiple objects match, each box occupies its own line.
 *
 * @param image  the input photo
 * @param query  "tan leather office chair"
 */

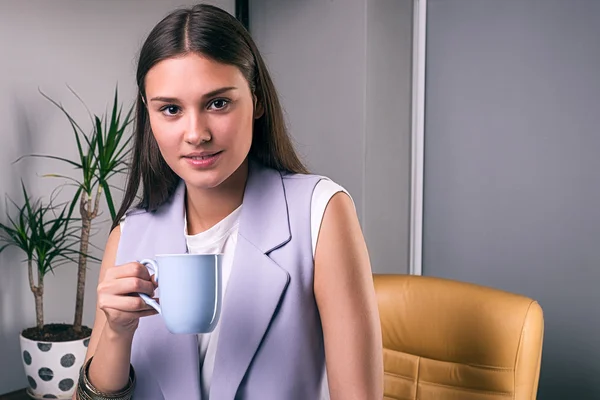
xmin=374 ymin=274 xmax=544 ymax=400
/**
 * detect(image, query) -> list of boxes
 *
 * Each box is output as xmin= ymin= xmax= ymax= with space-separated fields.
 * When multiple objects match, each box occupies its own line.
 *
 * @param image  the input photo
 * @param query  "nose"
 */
xmin=183 ymin=111 xmax=212 ymax=145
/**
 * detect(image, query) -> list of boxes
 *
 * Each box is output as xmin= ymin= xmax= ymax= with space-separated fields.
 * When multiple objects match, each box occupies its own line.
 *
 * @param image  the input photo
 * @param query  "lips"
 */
xmin=182 ymin=151 xmax=223 ymax=168
xmin=183 ymin=151 xmax=222 ymax=159
xmin=186 ymin=154 xmax=218 ymax=160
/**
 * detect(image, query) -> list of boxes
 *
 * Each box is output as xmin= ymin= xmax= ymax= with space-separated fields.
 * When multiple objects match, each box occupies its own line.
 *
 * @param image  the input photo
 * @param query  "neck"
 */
xmin=185 ymin=159 xmax=248 ymax=235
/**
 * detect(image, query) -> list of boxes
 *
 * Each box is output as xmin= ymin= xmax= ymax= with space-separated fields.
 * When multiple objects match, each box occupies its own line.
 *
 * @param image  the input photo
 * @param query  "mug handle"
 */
xmin=138 ymin=259 xmax=161 ymax=314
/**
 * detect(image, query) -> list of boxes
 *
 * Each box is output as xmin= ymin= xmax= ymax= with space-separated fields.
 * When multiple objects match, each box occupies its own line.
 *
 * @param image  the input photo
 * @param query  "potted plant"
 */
xmin=7 ymin=86 xmax=134 ymax=398
xmin=0 ymin=185 xmax=87 ymax=399
xmin=33 ymin=86 xmax=134 ymax=335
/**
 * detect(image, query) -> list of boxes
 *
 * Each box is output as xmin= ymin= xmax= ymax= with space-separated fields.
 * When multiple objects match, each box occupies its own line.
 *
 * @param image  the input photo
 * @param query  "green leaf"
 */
xmin=67 ymin=186 xmax=83 ymax=220
xmin=15 ymin=154 xmax=82 ymax=169
xmin=0 ymin=243 xmax=12 ymax=254
xmin=42 ymin=174 xmax=83 ymax=187
xmin=39 ymin=89 xmax=88 ymax=163
xmin=95 ymin=115 xmax=104 ymax=158
xmin=107 ymin=88 xmax=119 ymax=151
xmin=100 ymin=181 xmax=116 ymax=221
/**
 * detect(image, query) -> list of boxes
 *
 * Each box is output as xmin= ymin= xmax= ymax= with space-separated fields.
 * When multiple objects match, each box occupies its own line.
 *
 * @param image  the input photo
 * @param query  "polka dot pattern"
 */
xmin=37 ymin=343 xmax=52 ymax=352
xmin=23 ymin=350 xmax=32 ymax=365
xmin=27 ymin=376 xmax=37 ymax=390
xmin=60 ymin=353 xmax=76 ymax=368
xmin=21 ymin=334 xmax=90 ymax=399
xmin=38 ymin=367 xmax=54 ymax=382
xmin=58 ymin=378 xmax=74 ymax=392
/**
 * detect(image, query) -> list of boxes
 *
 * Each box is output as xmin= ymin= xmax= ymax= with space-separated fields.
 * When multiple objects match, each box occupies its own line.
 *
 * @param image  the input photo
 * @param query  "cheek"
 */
xmin=148 ymin=115 xmax=180 ymax=152
xmin=213 ymin=110 xmax=254 ymax=147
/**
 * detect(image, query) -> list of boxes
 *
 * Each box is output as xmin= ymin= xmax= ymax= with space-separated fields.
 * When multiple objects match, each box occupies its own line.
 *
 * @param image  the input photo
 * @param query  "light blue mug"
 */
xmin=138 ymin=253 xmax=222 ymax=334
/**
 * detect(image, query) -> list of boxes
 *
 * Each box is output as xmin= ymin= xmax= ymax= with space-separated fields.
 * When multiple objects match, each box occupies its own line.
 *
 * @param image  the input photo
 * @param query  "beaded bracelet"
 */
xmin=76 ymin=356 xmax=136 ymax=400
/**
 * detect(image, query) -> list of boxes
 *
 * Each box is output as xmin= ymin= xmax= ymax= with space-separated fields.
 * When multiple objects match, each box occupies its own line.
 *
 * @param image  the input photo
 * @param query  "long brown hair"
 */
xmin=112 ymin=4 xmax=307 ymax=230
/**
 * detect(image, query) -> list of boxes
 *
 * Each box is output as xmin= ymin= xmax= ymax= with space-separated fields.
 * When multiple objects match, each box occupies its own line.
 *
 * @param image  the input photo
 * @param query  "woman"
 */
xmin=77 ymin=4 xmax=383 ymax=400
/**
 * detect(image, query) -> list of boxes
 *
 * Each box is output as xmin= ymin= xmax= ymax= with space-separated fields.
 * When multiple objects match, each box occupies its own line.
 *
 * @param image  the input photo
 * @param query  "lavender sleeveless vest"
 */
xmin=114 ymin=161 xmax=326 ymax=399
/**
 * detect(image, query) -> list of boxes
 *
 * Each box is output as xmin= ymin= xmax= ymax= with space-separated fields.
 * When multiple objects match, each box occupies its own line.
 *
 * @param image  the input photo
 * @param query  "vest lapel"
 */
xmin=122 ymin=182 xmax=204 ymax=399
xmin=209 ymin=161 xmax=291 ymax=399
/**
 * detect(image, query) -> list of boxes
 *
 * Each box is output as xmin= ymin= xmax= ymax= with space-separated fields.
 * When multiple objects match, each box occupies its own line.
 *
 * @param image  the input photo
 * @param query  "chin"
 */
xmin=182 ymin=171 xmax=228 ymax=190
xmin=175 ymin=156 xmax=247 ymax=191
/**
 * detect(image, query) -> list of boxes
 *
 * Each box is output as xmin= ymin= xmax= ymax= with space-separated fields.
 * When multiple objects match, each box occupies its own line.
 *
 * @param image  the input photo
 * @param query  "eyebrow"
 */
xmin=149 ymin=86 xmax=238 ymax=103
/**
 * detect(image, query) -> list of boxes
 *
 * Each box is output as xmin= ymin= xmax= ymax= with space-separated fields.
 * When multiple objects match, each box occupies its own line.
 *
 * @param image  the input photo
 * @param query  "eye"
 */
xmin=159 ymin=105 xmax=181 ymax=116
xmin=208 ymin=98 xmax=230 ymax=111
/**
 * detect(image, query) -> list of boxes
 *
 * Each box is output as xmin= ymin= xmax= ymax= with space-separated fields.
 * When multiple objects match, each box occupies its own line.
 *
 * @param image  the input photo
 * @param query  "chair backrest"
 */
xmin=374 ymin=274 xmax=544 ymax=400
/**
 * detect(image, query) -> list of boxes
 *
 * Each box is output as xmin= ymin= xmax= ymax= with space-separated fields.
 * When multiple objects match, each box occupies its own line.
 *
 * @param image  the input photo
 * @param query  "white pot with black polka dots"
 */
xmin=20 ymin=332 xmax=90 ymax=399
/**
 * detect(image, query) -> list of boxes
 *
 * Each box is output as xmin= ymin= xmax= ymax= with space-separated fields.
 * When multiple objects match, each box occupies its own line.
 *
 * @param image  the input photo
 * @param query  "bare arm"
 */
xmin=314 ymin=192 xmax=383 ymax=400
xmin=73 ymin=226 xmax=157 ymax=398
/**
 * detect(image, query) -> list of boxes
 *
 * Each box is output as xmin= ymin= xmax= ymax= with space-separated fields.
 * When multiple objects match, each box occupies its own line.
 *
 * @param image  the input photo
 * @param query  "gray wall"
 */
xmin=366 ymin=0 xmax=414 ymax=277
xmin=423 ymin=0 xmax=600 ymax=398
xmin=0 ymin=0 xmax=234 ymax=394
xmin=250 ymin=0 xmax=413 ymax=274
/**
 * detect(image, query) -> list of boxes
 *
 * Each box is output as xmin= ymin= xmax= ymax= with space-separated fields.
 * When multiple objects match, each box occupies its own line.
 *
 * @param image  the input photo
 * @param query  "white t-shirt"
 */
xmin=122 ymin=178 xmax=350 ymax=399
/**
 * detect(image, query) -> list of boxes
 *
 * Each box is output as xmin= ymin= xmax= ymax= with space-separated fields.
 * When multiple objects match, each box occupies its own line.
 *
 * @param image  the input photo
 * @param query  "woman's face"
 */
xmin=144 ymin=52 xmax=256 ymax=190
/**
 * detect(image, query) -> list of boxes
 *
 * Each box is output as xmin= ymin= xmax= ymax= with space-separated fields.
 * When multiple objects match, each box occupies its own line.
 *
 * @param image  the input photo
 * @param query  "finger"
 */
xmin=99 ymin=277 xmax=155 ymax=297
xmin=150 ymin=274 xmax=158 ymax=288
xmin=107 ymin=262 xmax=152 ymax=281
xmin=138 ymin=309 xmax=159 ymax=318
xmin=106 ymin=308 xmax=159 ymax=319
xmin=103 ymin=308 xmax=159 ymax=327
xmin=99 ymin=294 xmax=156 ymax=313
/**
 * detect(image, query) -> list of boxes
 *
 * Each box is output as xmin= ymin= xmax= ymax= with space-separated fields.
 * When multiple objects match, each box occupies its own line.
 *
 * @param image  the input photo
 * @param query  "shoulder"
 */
xmin=281 ymin=171 xmax=346 ymax=193
xmin=104 ymin=224 xmax=122 ymax=261
xmin=280 ymin=170 xmax=355 ymax=207
xmin=280 ymin=170 xmax=322 ymax=182
xmin=116 ymin=207 xmax=148 ymax=235
xmin=313 ymin=179 xmax=350 ymax=201
xmin=279 ymin=171 xmax=323 ymax=197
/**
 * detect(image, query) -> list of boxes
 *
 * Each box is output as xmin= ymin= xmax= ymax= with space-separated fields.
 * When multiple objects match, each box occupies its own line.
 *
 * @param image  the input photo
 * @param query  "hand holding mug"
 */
xmin=97 ymin=262 xmax=159 ymax=335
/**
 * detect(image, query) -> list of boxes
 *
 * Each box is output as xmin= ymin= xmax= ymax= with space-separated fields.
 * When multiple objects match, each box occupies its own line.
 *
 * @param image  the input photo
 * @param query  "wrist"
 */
xmin=103 ymin=324 xmax=136 ymax=343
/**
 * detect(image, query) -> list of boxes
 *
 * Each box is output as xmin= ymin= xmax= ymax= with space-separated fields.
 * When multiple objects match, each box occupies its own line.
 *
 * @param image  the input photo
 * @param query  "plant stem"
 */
xmin=28 ymin=259 xmax=44 ymax=330
xmin=73 ymin=192 xmax=91 ymax=333
xmin=27 ymin=259 xmax=35 ymax=294
xmin=73 ymin=185 xmax=101 ymax=333
xmin=35 ymin=291 xmax=44 ymax=331
xmin=93 ymin=185 xmax=102 ymax=218
xmin=35 ymin=260 xmax=45 ymax=331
